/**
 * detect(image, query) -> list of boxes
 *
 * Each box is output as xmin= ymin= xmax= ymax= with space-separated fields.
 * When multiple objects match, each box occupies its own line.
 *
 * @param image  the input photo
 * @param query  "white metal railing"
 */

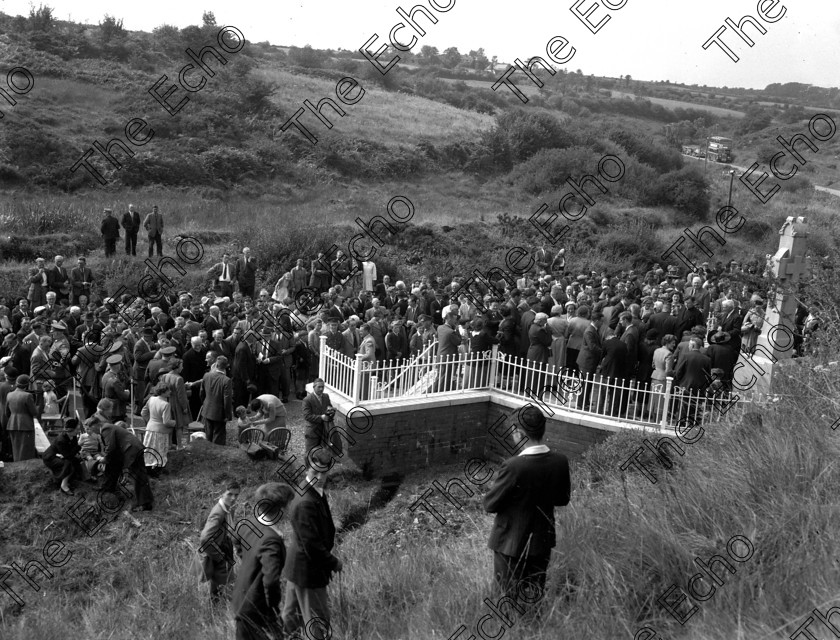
xmin=319 ymin=340 xmax=759 ymax=428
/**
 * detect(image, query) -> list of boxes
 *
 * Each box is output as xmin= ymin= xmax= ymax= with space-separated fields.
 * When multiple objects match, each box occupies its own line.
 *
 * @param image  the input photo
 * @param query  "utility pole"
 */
xmin=727 ymin=169 xmax=736 ymax=209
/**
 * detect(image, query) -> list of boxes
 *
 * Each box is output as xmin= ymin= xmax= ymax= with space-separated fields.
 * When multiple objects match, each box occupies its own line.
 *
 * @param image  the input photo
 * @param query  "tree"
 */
xmin=100 ymin=15 xmax=125 ymax=44
xmin=441 ymin=46 xmax=461 ymax=69
xmin=202 ymin=11 xmax=217 ymax=27
xmin=419 ymin=45 xmax=439 ymax=65
xmin=28 ymin=4 xmax=54 ymax=31
xmin=468 ymin=48 xmax=489 ymax=70
xmin=624 ymin=74 xmax=632 ymax=86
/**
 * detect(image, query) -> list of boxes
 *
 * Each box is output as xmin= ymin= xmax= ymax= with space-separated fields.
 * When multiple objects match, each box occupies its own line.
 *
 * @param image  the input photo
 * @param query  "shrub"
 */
xmin=645 ymin=167 xmax=710 ymax=220
xmin=492 ymin=109 xmax=576 ymax=162
xmin=507 ymin=146 xmax=603 ymax=195
xmin=608 ymin=129 xmax=683 ymax=173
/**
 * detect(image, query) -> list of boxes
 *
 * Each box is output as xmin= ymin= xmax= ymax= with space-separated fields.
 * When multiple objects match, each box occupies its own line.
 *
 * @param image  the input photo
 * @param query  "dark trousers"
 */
xmin=148 ymin=233 xmax=163 ymax=257
xmin=104 ymin=454 xmax=153 ymax=508
xmin=125 ymin=231 xmax=138 ymax=255
xmin=279 ymin=363 xmax=291 ymax=401
xmin=493 ymin=551 xmax=549 ymax=607
xmin=283 ymin=580 xmax=331 ymax=640
xmin=104 ymin=238 xmax=117 ymax=257
xmin=205 ymin=418 xmax=227 ymax=445
xmin=209 ymin=561 xmax=233 ymax=604
xmin=239 ymin=282 xmax=255 ymax=299
xmin=10 ymin=431 xmax=37 ymax=462
xmin=236 ymin=615 xmax=283 ymax=640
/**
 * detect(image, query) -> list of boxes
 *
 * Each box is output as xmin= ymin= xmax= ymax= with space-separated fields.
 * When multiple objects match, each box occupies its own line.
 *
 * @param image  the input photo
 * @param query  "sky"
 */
xmin=1 ymin=0 xmax=838 ymax=90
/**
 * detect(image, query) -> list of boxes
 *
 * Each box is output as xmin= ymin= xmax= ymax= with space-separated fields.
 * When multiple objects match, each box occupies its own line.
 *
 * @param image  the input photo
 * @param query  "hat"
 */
xmin=106 ymin=354 xmax=122 ymax=365
xmin=564 ymin=300 xmax=576 ymax=308
xmin=109 ymin=340 xmax=123 ymax=353
xmin=160 ymin=346 xmax=177 ymax=356
xmin=15 ymin=374 xmax=30 ymax=388
xmin=711 ymin=331 xmax=730 ymax=344
xmin=533 ymin=312 xmax=549 ymax=323
xmin=645 ymin=328 xmax=658 ymax=340
xmin=214 ymin=297 xmax=226 ymax=305
xmin=51 ymin=321 xmax=67 ymax=332
xmin=417 ymin=314 xmax=430 ymax=321
xmin=142 ymin=327 xmax=156 ymax=336
xmin=33 ymin=306 xmax=46 ymax=315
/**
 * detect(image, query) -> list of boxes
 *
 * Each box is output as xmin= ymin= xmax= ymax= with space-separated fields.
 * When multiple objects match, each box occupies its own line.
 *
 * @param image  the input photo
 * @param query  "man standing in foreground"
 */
xmin=283 ymin=448 xmax=341 ymax=640
xmin=101 ymin=209 xmax=120 ymax=257
xmin=484 ymin=405 xmax=571 ymax=606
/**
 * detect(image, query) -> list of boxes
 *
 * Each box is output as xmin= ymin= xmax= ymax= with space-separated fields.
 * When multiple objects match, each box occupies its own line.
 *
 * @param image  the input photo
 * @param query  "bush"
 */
xmin=507 ymin=146 xmax=603 ymax=195
xmin=608 ymin=129 xmax=683 ymax=173
xmin=645 ymin=167 xmax=710 ymax=220
xmin=492 ymin=109 xmax=577 ymax=162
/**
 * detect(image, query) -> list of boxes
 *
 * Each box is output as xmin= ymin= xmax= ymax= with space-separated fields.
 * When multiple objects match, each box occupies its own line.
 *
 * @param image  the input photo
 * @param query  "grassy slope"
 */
xmin=256 ymin=68 xmax=494 ymax=147
xmin=2 ymin=368 xmax=840 ymax=639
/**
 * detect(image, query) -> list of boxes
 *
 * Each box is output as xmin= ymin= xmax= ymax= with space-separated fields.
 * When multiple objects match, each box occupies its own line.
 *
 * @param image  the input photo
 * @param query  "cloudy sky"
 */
xmin=2 ymin=0 xmax=837 ymax=89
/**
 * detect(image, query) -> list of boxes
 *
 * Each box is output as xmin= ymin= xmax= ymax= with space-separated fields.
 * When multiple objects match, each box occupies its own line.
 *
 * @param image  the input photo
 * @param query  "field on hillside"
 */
xmin=256 ymin=68 xmax=495 ymax=147
xmin=610 ymin=90 xmax=745 ymax=119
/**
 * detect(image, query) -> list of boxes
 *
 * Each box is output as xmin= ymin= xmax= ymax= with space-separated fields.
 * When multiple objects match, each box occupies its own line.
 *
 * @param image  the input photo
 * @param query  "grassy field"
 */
xmin=257 ymin=68 xmax=495 ymax=147
xmin=610 ymin=90 xmax=746 ymax=119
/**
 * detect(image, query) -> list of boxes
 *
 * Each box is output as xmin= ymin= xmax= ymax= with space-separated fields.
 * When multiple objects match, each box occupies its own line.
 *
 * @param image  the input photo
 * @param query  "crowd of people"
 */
xmin=0 ymin=220 xmax=821 ymax=638
xmin=0 ymin=238 xmax=819 ymax=466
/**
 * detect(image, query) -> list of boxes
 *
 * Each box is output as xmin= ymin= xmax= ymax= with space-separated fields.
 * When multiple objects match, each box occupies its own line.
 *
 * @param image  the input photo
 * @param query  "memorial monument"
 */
xmin=735 ymin=216 xmax=809 ymax=396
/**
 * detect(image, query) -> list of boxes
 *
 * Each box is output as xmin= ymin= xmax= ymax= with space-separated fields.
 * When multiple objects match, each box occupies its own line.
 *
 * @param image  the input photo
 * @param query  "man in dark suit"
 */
xmin=646 ymin=303 xmax=678 ymax=342
xmin=484 ymin=405 xmax=570 ymax=604
xmin=576 ymin=312 xmax=603 ymax=411
xmin=132 ymin=328 xmax=157 ymax=414
xmin=302 ymin=379 xmax=335 ymax=455
xmin=255 ymin=327 xmax=285 ymax=399
xmin=69 ymin=256 xmax=93 ymax=307
xmin=282 ymin=448 xmax=342 ymax=638
xmin=143 ymin=205 xmax=164 ymax=257
xmin=46 ymin=255 xmax=71 ymax=304
xmin=232 ymin=483 xmax=295 ymax=639
xmin=236 ymin=247 xmax=258 ymax=299
xmin=182 ymin=336 xmax=207 ymax=419
xmin=121 ymin=205 xmax=141 ymax=256
xmin=618 ymin=312 xmax=640 ymax=382
xmin=94 ymin=399 xmax=153 ymax=511
xmin=201 ymin=356 xmax=233 ymax=445
xmin=198 ymin=481 xmax=241 ymax=604
xmin=677 ymin=295 xmax=705 ymax=338
xmin=233 ymin=332 xmax=258 ymax=408
xmin=11 ymin=299 xmax=32 ymax=335
xmin=100 ymin=209 xmax=120 ymax=257
xmin=309 ymin=252 xmax=330 ymax=295
xmin=1 ymin=333 xmax=30 ymax=375
xmin=436 ymin=310 xmax=462 ymax=392
xmin=674 ymin=338 xmax=711 ymax=391
xmin=715 ymin=300 xmax=743 ymax=353
xmin=599 ymin=330 xmax=629 ymax=416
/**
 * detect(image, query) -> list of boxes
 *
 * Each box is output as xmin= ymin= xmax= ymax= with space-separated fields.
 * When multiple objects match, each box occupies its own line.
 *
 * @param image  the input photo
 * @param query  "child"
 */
xmin=42 ymin=380 xmax=59 ymax=416
xmin=78 ymin=418 xmax=106 ymax=481
xmin=198 ymin=481 xmax=242 ymax=605
xmin=235 ymin=406 xmax=253 ymax=437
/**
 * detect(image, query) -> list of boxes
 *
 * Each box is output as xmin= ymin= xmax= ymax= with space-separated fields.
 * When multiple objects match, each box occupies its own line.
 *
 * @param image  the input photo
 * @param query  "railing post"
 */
xmin=661 ymin=376 xmax=674 ymax=428
xmin=319 ymin=335 xmax=327 ymax=381
xmin=370 ymin=374 xmax=378 ymax=400
xmin=352 ymin=353 xmax=363 ymax=405
xmin=489 ymin=345 xmax=499 ymax=390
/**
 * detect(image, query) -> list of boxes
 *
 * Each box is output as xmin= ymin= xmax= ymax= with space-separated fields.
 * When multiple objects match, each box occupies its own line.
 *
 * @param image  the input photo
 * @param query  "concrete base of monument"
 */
xmin=734 ymin=352 xmax=808 ymax=397
xmin=327 ymin=391 xmax=668 ymax=478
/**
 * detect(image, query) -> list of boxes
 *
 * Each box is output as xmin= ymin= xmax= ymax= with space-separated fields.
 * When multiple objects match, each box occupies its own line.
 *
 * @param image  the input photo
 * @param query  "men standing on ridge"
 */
xmin=144 ymin=205 xmax=164 ymax=257
xmin=122 ymin=204 xmax=141 ymax=256
xmin=101 ymin=208 xmax=120 ymax=257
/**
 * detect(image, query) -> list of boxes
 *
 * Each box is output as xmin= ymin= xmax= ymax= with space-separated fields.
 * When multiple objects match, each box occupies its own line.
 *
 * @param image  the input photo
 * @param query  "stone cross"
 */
xmin=737 ymin=216 xmax=808 ymax=395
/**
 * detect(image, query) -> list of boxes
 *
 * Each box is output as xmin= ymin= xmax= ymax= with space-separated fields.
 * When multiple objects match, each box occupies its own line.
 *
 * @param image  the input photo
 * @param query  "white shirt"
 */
xmin=219 ymin=262 xmax=231 ymax=282
xmin=518 ymin=444 xmax=550 ymax=456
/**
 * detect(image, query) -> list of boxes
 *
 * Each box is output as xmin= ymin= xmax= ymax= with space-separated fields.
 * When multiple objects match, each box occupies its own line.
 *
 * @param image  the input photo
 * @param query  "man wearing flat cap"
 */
xmin=484 ymin=405 xmax=571 ymax=607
